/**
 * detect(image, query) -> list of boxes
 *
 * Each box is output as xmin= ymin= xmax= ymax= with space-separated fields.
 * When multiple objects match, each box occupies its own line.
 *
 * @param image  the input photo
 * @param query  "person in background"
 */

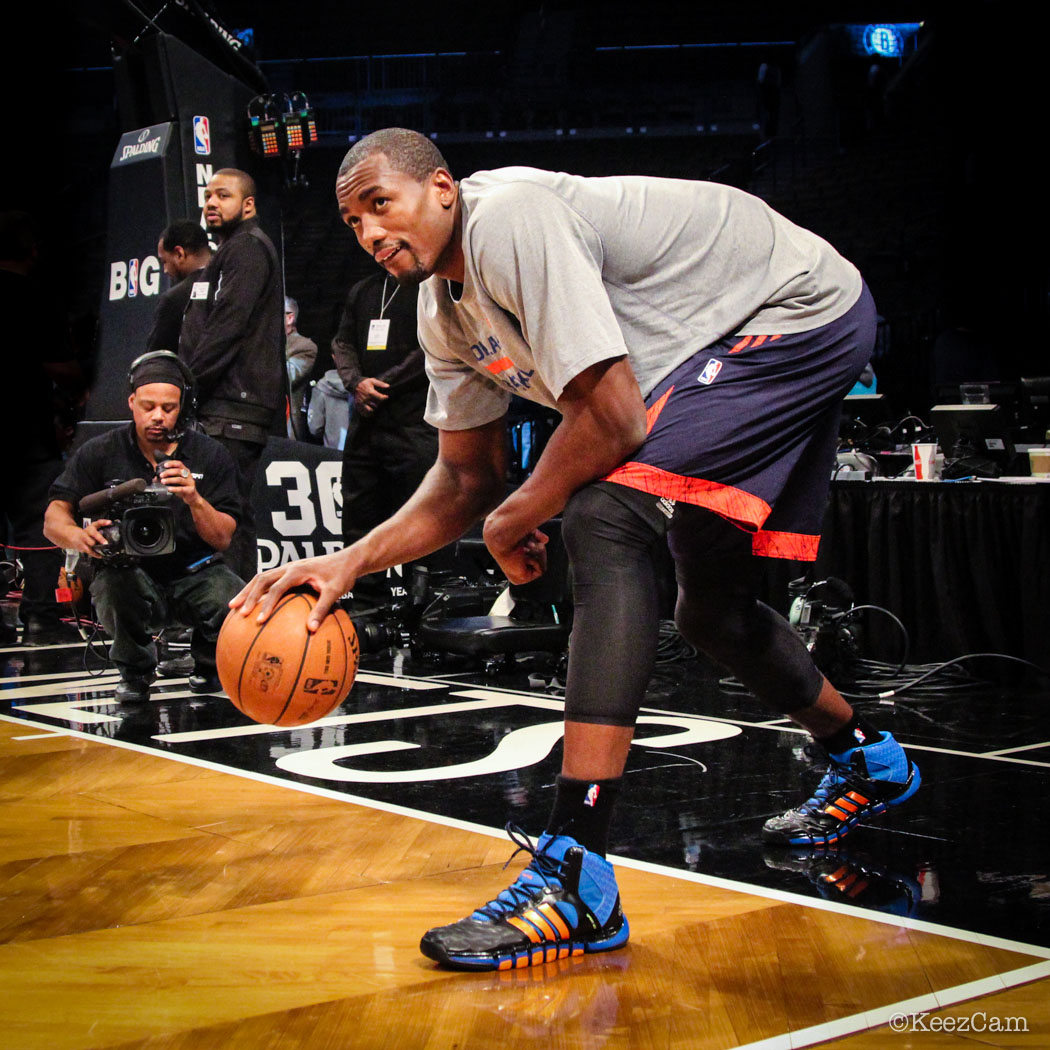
xmin=178 ymin=168 xmax=284 ymax=580
xmin=331 ymin=268 xmax=438 ymax=599
xmin=43 ymin=353 xmax=244 ymax=701
xmin=307 ymin=369 xmax=351 ymax=451
xmin=148 ymin=220 xmax=213 ymax=353
xmin=284 ymin=296 xmax=318 ymax=441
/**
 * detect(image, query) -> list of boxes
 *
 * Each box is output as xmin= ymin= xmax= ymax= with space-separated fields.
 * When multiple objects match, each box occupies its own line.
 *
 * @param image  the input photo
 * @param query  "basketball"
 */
xmin=216 ymin=590 xmax=360 ymax=726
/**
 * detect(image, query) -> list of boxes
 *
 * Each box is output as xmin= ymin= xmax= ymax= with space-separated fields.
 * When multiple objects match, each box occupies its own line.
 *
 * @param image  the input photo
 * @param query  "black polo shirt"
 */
xmin=49 ymin=423 xmax=243 ymax=581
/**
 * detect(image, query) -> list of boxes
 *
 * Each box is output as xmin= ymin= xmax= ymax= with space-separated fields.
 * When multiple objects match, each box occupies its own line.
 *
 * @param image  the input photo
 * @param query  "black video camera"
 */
xmin=78 ymin=464 xmax=178 ymax=566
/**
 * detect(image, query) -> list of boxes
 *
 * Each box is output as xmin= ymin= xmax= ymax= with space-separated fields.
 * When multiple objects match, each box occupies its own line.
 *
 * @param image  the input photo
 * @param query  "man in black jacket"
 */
xmin=179 ymin=168 xmax=284 ymax=579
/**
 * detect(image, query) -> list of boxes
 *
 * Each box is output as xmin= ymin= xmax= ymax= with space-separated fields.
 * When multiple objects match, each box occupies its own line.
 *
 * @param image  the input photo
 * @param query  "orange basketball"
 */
xmin=217 ymin=590 xmax=360 ymax=726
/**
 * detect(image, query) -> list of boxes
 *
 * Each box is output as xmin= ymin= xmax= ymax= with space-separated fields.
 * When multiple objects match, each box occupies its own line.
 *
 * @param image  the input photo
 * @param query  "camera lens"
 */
xmin=129 ymin=517 xmax=163 ymax=549
xmin=123 ymin=507 xmax=175 ymax=556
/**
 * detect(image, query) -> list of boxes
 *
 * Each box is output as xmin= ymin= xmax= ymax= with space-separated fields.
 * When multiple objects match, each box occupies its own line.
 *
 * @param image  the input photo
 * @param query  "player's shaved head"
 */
xmin=339 ymin=128 xmax=450 ymax=184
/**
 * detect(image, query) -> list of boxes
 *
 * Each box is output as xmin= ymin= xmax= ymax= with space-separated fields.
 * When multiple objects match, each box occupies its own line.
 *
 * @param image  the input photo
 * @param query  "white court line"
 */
xmin=984 ymin=740 xmax=1050 ymax=757
xmin=354 ymin=671 xmax=448 ymax=690
xmin=1 ymin=710 xmax=1047 ymax=1050
xmin=0 ymin=642 xmax=86 ymax=653
xmin=0 ymin=669 xmax=119 ymax=685
xmin=2 ymin=679 xmax=126 ymax=700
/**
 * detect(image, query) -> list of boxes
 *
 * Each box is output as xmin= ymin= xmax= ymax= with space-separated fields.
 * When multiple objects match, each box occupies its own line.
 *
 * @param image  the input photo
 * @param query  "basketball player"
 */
xmin=232 ymin=128 xmax=921 ymax=971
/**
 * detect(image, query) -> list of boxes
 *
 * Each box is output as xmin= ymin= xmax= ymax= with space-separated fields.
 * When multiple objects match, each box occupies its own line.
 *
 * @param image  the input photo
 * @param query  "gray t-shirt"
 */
xmin=418 ymin=167 xmax=861 ymax=430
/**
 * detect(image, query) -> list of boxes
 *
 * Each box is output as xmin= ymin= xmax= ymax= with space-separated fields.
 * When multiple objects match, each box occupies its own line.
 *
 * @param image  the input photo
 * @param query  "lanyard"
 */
xmin=380 ymin=277 xmax=399 ymax=319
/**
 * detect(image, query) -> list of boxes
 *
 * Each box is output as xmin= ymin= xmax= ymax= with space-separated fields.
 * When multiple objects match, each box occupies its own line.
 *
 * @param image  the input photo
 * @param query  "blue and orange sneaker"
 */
xmin=762 ymin=732 xmax=921 ymax=847
xmin=419 ymin=825 xmax=629 ymax=971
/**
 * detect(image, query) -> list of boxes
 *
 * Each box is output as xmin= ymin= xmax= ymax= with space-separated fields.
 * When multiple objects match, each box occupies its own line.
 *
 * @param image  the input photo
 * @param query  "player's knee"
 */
xmin=675 ymin=587 xmax=757 ymax=654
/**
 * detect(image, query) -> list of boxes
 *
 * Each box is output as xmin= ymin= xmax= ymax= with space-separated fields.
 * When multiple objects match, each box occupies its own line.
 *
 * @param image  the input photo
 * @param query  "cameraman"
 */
xmin=43 ymin=353 xmax=244 ymax=702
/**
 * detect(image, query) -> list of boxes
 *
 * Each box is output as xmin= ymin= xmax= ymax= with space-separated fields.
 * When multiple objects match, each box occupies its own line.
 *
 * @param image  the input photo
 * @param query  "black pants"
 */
xmin=91 ymin=562 xmax=244 ymax=679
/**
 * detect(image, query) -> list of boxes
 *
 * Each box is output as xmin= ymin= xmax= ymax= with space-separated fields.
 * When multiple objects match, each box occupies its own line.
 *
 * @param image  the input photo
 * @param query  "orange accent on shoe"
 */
xmin=538 ymin=903 xmax=572 ymax=940
xmin=507 ymin=915 xmax=543 ymax=943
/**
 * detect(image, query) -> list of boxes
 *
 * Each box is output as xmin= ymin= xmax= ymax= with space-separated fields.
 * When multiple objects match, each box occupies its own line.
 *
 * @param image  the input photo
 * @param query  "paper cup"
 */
xmin=1028 ymin=447 xmax=1050 ymax=478
xmin=912 ymin=443 xmax=938 ymax=480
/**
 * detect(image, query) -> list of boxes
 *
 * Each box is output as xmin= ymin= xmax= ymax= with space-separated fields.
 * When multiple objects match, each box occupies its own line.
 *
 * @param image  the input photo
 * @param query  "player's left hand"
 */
xmin=483 ymin=522 xmax=548 ymax=586
xmin=156 ymin=460 xmax=198 ymax=504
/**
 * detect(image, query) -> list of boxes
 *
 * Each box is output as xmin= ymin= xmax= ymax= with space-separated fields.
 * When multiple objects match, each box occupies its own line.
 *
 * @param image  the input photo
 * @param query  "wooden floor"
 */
xmin=1 ymin=719 xmax=1048 ymax=1050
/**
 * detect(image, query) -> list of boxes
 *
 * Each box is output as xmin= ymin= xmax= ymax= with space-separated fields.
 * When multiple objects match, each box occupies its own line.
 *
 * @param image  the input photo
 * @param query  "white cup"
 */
xmin=912 ymin=443 xmax=938 ymax=481
xmin=1029 ymin=447 xmax=1050 ymax=478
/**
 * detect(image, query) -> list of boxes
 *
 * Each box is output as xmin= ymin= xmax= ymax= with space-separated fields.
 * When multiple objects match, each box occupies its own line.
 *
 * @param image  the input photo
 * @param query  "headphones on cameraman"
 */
xmin=127 ymin=350 xmax=198 ymax=440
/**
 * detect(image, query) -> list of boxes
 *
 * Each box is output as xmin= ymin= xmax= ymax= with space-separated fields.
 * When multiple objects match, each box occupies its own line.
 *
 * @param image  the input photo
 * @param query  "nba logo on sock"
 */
xmin=193 ymin=115 xmax=211 ymax=155
xmin=698 ymin=359 xmax=722 ymax=385
xmin=584 ymin=784 xmax=600 ymax=807
xmin=854 ymin=727 xmax=867 ymax=744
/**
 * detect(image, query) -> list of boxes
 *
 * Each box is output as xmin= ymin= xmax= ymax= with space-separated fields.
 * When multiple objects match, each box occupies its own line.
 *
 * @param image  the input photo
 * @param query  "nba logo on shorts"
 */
xmin=193 ymin=115 xmax=211 ymax=155
xmin=698 ymin=359 xmax=723 ymax=385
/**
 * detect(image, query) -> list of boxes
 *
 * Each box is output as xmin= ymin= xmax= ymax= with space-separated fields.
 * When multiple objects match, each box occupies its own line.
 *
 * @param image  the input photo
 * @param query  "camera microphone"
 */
xmin=78 ymin=478 xmax=148 ymax=516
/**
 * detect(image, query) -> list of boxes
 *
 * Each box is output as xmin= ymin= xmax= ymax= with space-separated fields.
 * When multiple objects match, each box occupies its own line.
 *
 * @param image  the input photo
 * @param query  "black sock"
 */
xmin=818 ymin=714 xmax=883 ymax=756
xmin=546 ymin=775 xmax=622 ymax=856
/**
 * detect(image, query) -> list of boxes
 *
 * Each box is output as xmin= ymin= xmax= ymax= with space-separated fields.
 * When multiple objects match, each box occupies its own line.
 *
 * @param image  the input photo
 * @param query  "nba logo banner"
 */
xmin=193 ymin=115 xmax=211 ymax=155
xmin=698 ymin=359 xmax=723 ymax=386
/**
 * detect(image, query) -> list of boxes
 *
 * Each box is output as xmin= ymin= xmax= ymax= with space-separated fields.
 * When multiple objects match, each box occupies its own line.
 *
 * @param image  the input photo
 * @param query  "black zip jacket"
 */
xmin=179 ymin=217 xmax=285 ymax=435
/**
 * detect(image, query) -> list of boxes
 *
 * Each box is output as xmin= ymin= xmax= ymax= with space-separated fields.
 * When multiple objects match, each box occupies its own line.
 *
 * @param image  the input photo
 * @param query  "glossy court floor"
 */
xmin=1 ymin=610 xmax=1049 ymax=1050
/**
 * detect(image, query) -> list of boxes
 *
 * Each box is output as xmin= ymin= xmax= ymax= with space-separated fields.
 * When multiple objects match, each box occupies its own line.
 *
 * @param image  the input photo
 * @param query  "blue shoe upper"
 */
xmin=828 ymin=730 xmax=911 ymax=784
xmin=470 ymin=827 xmax=620 ymax=928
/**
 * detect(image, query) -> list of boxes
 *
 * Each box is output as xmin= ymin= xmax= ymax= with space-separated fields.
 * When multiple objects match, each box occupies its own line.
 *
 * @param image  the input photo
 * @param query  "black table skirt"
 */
xmin=813 ymin=481 xmax=1050 ymax=668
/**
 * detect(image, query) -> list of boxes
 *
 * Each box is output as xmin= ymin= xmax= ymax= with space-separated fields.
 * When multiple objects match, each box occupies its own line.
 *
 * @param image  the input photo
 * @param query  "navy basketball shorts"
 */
xmin=603 ymin=284 xmax=877 ymax=561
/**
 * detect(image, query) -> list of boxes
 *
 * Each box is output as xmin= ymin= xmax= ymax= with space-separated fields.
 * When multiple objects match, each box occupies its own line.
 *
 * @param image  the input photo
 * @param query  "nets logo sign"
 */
xmin=193 ymin=115 xmax=211 ymax=156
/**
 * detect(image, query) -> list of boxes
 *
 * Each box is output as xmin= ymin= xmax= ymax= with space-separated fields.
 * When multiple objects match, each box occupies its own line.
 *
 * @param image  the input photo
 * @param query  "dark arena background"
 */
xmin=2 ymin=4 xmax=1049 ymax=1049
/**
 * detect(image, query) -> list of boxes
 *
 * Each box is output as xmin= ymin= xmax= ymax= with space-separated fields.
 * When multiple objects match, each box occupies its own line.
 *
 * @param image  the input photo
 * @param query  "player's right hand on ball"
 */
xmin=229 ymin=554 xmax=355 ymax=631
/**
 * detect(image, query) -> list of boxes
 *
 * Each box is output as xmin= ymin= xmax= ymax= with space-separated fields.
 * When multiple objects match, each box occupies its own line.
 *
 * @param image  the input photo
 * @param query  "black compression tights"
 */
xmin=560 ymin=484 xmax=824 ymax=728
